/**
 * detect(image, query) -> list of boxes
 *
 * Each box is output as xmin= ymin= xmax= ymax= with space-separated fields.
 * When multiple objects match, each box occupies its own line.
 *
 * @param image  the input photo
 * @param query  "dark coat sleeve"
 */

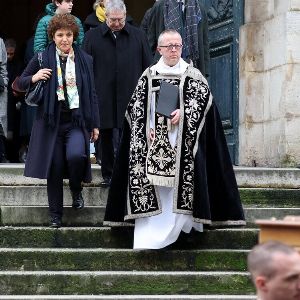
xmin=147 ymin=0 xmax=165 ymax=56
xmin=84 ymin=53 xmax=100 ymax=128
xmin=140 ymin=30 xmax=154 ymax=70
xmin=18 ymin=53 xmax=40 ymax=91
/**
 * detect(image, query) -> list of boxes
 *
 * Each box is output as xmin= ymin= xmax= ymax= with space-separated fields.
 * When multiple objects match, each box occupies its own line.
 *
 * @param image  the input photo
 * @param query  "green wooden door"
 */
xmin=202 ymin=0 xmax=244 ymax=164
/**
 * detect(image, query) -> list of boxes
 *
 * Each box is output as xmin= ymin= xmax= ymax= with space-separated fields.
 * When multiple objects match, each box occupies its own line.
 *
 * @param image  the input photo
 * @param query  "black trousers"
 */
xmin=47 ymin=120 xmax=86 ymax=219
xmin=100 ymin=128 xmax=121 ymax=180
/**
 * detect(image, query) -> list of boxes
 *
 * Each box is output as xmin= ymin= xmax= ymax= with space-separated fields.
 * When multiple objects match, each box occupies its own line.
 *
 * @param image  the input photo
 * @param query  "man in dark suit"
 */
xmin=83 ymin=0 xmax=152 ymax=187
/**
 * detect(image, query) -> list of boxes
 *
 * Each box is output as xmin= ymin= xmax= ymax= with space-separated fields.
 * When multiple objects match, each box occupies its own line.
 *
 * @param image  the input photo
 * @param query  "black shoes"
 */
xmin=49 ymin=217 xmax=62 ymax=228
xmin=71 ymin=191 xmax=84 ymax=210
xmin=99 ymin=178 xmax=111 ymax=188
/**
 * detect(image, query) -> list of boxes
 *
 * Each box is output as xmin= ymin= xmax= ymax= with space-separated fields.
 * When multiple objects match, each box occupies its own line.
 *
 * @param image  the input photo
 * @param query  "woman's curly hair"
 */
xmin=47 ymin=14 xmax=79 ymax=41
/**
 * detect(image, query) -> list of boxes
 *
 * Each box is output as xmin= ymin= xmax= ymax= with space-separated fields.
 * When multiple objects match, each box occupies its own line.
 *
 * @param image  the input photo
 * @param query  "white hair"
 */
xmin=105 ymin=0 xmax=126 ymax=15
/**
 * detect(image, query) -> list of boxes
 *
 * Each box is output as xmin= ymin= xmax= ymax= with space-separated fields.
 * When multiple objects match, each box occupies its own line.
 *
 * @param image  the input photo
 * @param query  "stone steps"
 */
xmin=1 ymin=205 xmax=299 ymax=226
xmin=0 ymin=248 xmax=248 ymax=272
xmin=0 ymin=227 xmax=258 ymax=249
xmin=0 ymin=270 xmax=254 ymax=295
xmin=1 ymin=164 xmax=299 ymax=188
xmin=0 ymin=296 xmax=257 ymax=300
xmin=0 ymin=166 xmax=298 ymax=298
xmin=0 ymin=186 xmax=299 ymax=206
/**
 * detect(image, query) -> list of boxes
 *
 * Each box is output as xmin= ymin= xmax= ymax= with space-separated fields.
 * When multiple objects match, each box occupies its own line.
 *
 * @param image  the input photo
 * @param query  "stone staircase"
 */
xmin=0 ymin=165 xmax=299 ymax=299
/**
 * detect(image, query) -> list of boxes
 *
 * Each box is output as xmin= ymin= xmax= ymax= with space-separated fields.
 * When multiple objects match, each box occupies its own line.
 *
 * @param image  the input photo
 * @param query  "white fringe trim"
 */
xmin=147 ymin=174 xmax=175 ymax=187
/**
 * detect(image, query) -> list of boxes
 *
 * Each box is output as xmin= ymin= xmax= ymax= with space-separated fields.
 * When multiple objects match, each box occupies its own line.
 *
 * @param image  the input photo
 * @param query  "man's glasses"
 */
xmin=159 ymin=44 xmax=183 ymax=51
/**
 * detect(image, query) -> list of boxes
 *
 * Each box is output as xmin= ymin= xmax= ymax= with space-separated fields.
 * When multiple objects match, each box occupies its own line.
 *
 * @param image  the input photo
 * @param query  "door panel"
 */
xmin=202 ymin=0 xmax=244 ymax=164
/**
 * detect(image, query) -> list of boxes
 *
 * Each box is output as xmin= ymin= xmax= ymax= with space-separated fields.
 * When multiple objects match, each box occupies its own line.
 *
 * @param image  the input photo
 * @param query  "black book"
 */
xmin=156 ymin=81 xmax=179 ymax=118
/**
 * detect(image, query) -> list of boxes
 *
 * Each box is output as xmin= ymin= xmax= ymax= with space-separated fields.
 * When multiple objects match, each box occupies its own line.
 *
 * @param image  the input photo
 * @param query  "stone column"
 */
xmin=239 ymin=0 xmax=300 ymax=167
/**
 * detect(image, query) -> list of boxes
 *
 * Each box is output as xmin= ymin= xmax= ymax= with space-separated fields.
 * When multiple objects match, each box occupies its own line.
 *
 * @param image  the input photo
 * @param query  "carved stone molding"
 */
xmin=206 ymin=0 xmax=233 ymax=23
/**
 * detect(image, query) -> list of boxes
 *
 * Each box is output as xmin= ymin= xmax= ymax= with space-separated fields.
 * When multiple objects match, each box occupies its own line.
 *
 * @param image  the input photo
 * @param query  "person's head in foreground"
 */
xmin=247 ymin=241 xmax=300 ymax=300
xmin=157 ymin=29 xmax=183 ymax=67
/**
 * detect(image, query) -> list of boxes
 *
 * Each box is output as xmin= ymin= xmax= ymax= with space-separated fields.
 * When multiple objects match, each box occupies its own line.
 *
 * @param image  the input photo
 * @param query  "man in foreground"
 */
xmin=248 ymin=241 xmax=300 ymax=300
xmin=104 ymin=29 xmax=245 ymax=249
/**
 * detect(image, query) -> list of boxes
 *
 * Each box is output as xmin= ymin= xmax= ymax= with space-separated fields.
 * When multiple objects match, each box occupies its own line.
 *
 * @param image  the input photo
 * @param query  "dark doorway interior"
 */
xmin=0 ymin=0 xmax=154 ymax=57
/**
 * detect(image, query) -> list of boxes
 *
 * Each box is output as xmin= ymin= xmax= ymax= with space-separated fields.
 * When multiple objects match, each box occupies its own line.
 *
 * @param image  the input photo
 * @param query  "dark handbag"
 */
xmin=25 ymin=52 xmax=44 ymax=106
xmin=11 ymin=76 xmax=26 ymax=97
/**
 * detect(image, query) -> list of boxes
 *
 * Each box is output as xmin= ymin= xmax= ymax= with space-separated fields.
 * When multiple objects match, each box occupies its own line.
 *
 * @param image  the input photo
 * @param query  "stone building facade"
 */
xmin=239 ymin=0 xmax=300 ymax=167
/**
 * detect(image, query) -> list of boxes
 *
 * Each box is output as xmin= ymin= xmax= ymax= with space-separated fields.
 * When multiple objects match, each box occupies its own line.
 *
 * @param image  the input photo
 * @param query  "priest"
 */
xmin=103 ymin=29 xmax=245 ymax=249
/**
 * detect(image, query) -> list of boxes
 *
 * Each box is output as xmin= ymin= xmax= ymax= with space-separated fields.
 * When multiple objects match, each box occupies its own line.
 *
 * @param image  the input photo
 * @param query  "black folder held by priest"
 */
xmin=156 ymin=81 xmax=179 ymax=118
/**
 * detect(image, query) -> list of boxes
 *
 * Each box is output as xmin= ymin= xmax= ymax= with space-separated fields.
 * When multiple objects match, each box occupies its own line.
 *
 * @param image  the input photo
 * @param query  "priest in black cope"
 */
xmin=104 ymin=29 xmax=245 ymax=249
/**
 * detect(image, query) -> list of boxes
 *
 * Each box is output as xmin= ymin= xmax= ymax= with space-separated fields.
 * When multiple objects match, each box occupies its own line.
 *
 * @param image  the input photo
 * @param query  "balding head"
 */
xmin=248 ymin=241 xmax=300 ymax=300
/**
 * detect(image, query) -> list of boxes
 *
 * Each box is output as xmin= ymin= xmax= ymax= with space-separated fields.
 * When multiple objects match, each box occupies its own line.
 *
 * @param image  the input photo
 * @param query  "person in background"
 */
xmin=83 ymin=0 xmax=152 ymax=188
xmin=0 ymin=38 xmax=9 ymax=163
xmin=84 ymin=0 xmax=137 ymax=32
xmin=147 ymin=0 xmax=210 ymax=77
xmin=248 ymin=241 xmax=300 ymax=300
xmin=104 ymin=30 xmax=245 ymax=249
xmin=140 ymin=0 xmax=159 ymax=35
xmin=34 ymin=0 xmax=84 ymax=53
xmin=5 ymin=38 xmax=24 ymax=162
xmin=18 ymin=14 xmax=100 ymax=228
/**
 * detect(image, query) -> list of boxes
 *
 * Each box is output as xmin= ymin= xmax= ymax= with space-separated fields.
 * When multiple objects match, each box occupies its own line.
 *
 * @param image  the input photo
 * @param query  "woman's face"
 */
xmin=53 ymin=29 xmax=74 ymax=53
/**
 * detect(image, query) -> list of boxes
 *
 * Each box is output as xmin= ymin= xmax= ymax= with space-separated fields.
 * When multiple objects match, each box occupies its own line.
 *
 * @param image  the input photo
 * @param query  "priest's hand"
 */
xmin=170 ymin=109 xmax=180 ymax=125
xmin=149 ymin=128 xmax=155 ymax=142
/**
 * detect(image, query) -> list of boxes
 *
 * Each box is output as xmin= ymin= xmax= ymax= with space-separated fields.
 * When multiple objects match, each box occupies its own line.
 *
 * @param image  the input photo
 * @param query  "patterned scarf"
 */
xmin=164 ymin=0 xmax=202 ymax=61
xmin=96 ymin=5 xmax=106 ymax=23
xmin=56 ymin=47 xmax=79 ymax=109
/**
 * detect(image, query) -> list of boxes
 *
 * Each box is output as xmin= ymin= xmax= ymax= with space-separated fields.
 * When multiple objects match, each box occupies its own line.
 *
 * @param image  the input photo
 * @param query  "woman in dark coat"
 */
xmin=18 ymin=14 xmax=100 ymax=228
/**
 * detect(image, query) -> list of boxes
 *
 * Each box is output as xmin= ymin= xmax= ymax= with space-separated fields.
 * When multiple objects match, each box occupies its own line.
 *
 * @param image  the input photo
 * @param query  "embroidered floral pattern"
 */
xmin=127 ymin=77 xmax=159 ymax=215
xmin=177 ymin=79 xmax=210 ymax=211
xmin=147 ymin=116 xmax=176 ymax=180
xmin=125 ymin=68 xmax=211 ymax=218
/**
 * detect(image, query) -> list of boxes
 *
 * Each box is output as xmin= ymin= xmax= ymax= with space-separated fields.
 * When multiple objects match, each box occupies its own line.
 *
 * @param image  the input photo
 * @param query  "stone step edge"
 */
xmin=0 ymin=227 xmax=258 ymax=232
xmin=0 ymin=271 xmax=249 ymax=276
xmin=0 ymin=248 xmax=250 ymax=253
xmin=0 ymin=296 xmax=257 ymax=300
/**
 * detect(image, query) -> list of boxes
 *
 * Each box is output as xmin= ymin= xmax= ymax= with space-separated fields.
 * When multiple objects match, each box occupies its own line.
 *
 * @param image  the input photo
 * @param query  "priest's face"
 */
xmin=157 ymin=32 xmax=183 ymax=67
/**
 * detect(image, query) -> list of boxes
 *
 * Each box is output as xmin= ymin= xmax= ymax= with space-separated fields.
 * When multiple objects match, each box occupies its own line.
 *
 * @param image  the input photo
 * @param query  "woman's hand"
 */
xmin=31 ymin=68 xmax=52 ymax=84
xmin=170 ymin=109 xmax=180 ymax=125
xmin=90 ymin=128 xmax=99 ymax=142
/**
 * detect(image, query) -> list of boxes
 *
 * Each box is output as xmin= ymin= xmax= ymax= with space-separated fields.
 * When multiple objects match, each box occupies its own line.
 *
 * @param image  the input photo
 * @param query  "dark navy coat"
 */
xmin=83 ymin=22 xmax=152 ymax=129
xmin=18 ymin=50 xmax=100 ymax=182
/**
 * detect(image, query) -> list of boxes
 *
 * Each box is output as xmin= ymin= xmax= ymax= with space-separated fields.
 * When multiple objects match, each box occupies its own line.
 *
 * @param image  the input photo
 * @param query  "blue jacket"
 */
xmin=34 ymin=3 xmax=84 ymax=53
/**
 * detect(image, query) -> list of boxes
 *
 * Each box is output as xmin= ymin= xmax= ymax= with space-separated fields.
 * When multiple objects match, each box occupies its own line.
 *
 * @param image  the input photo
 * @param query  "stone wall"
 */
xmin=239 ymin=0 xmax=300 ymax=167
